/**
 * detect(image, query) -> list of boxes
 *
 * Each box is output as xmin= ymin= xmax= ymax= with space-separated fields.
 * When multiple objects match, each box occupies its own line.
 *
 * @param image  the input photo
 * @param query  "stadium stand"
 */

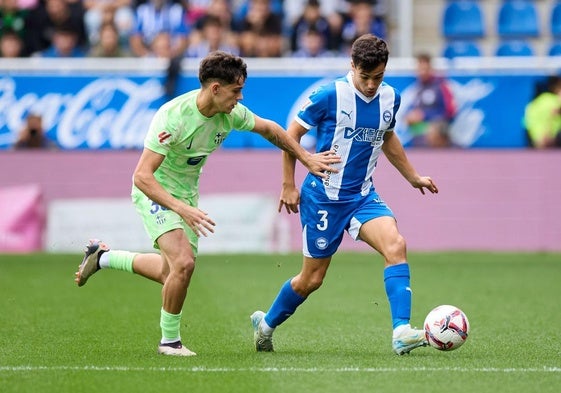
xmin=495 ymin=39 xmax=534 ymax=56
xmin=497 ymin=0 xmax=540 ymax=38
xmin=440 ymin=0 xmax=485 ymax=59
xmin=548 ymin=41 xmax=561 ymax=56
xmin=442 ymin=40 xmax=481 ymax=58
xmin=441 ymin=0 xmax=485 ymax=39
xmin=552 ymin=1 xmax=561 ymax=38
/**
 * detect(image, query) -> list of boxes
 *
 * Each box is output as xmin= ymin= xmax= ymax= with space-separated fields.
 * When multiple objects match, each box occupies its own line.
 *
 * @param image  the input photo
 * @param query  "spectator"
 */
xmin=129 ymin=0 xmax=189 ymax=58
xmin=291 ymin=25 xmax=333 ymax=58
xmin=184 ymin=0 xmax=211 ymax=25
xmin=338 ymin=0 xmax=387 ymax=54
xmin=524 ymin=75 xmax=561 ymax=148
xmin=236 ymin=0 xmax=283 ymax=57
xmin=13 ymin=113 xmax=56 ymax=149
xmin=148 ymin=30 xmax=173 ymax=58
xmin=0 ymin=0 xmax=30 ymax=55
xmin=233 ymin=0 xmax=283 ymax=26
xmin=83 ymin=0 xmax=134 ymax=46
xmin=289 ymin=0 xmax=332 ymax=54
xmin=185 ymin=14 xmax=239 ymax=58
xmin=0 ymin=28 xmax=24 ymax=57
xmin=89 ymin=21 xmax=130 ymax=57
xmin=402 ymin=53 xmax=457 ymax=148
xmin=189 ymin=0 xmax=237 ymax=50
xmin=283 ymin=0 xmax=348 ymax=28
xmin=25 ymin=0 xmax=87 ymax=55
xmin=39 ymin=23 xmax=87 ymax=57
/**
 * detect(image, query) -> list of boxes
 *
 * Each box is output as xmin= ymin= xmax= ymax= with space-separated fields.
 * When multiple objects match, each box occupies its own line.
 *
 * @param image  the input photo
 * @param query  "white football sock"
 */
xmin=98 ymin=251 xmax=110 ymax=269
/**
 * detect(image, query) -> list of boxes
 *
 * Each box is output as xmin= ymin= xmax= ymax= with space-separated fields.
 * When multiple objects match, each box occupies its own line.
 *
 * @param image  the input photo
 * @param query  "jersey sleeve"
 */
xmin=388 ymin=85 xmax=402 ymax=130
xmin=143 ymin=106 xmax=178 ymax=155
xmin=231 ymin=102 xmax=256 ymax=131
xmin=296 ymin=84 xmax=330 ymax=129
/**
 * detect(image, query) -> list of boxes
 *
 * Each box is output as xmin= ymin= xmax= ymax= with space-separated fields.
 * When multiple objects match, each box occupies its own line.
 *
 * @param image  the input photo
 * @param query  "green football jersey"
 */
xmin=138 ymin=89 xmax=256 ymax=200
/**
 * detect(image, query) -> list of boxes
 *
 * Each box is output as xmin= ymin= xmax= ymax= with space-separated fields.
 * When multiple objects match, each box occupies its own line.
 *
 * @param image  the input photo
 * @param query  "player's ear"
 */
xmin=211 ymin=82 xmax=221 ymax=95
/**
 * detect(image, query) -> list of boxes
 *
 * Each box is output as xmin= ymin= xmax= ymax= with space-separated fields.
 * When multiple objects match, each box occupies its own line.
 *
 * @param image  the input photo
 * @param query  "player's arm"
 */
xmin=278 ymin=120 xmax=309 ymax=214
xmin=132 ymin=148 xmax=215 ymax=236
xmin=382 ymin=131 xmax=439 ymax=195
xmin=251 ymin=114 xmax=340 ymax=179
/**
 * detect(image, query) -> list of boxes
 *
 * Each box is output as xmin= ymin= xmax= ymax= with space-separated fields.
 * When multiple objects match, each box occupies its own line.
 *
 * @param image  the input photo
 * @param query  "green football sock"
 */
xmin=107 ymin=250 xmax=136 ymax=273
xmin=160 ymin=308 xmax=182 ymax=343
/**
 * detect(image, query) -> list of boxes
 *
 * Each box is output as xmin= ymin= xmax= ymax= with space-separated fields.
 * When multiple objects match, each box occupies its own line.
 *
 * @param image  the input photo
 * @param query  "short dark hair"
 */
xmin=351 ymin=34 xmax=389 ymax=72
xmin=547 ymin=75 xmax=561 ymax=93
xmin=198 ymin=51 xmax=248 ymax=86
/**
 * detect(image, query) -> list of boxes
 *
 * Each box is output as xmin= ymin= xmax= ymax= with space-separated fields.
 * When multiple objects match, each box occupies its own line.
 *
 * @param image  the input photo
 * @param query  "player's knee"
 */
xmin=384 ymin=234 xmax=407 ymax=262
xmin=159 ymin=269 xmax=169 ymax=284
xmin=293 ymin=274 xmax=323 ymax=296
xmin=307 ymin=275 xmax=324 ymax=293
xmin=173 ymin=257 xmax=196 ymax=282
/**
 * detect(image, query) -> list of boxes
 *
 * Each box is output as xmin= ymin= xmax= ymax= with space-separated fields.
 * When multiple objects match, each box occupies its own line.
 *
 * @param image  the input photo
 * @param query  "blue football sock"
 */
xmin=384 ymin=263 xmax=412 ymax=329
xmin=264 ymin=279 xmax=306 ymax=328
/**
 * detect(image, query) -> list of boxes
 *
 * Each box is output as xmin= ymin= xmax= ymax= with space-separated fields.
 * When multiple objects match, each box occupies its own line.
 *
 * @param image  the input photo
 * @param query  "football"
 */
xmin=424 ymin=305 xmax=470 ymax=351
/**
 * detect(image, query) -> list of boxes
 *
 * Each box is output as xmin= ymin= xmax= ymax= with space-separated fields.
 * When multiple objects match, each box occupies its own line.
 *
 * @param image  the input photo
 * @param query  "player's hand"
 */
xmin=305 ymin=150 xmax=341 ymax=179
xmin=182 ymin=205 xmax=216 ymax=237
xmin=278 ymin=185 xmax=300 ymax=214
xmin=412 ymin=176 xmax=439 ymax=195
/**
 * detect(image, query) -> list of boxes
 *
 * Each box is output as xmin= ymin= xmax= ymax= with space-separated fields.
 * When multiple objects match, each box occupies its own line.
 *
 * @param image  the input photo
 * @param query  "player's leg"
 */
xmin=358 ymin=216 xmax=427 ymax=355
xmin=155 ymin=228 xmax=197 ymax=356
xmin=251 ymin=256 xmax=331 ymax=351
xmin=74 ymin=239 xmax=164 ymax=286
xmin=132 ymin=190 xmax=198 ymax=356
xmin=251 ymin=186 xmax=345 ymax=352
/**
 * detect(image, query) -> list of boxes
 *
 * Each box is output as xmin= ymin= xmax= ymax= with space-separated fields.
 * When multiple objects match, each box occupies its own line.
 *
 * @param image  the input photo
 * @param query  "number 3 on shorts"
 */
xmin=316 ymin=209 xmax=328 ymax=231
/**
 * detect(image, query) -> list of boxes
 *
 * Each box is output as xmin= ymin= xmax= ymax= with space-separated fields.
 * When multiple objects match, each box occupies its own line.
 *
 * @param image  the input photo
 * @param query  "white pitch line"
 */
xmin=0 ymin=366 xmax=560 ymax=373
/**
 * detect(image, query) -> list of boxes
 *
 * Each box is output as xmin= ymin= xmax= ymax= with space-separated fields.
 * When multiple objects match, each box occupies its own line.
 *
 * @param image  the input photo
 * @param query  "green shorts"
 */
xmin=131 ymin=187 xmax=199 ymax=255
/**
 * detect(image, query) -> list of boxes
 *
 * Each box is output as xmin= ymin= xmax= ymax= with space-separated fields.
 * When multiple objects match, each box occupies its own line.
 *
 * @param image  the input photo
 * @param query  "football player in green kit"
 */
xmin=74 ymin=51 xmax=341 ymax=356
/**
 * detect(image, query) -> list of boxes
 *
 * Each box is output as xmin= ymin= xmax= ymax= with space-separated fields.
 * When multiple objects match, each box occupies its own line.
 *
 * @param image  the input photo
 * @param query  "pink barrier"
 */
xmin=0 ymin=184 xmax=44 ymax=252
xmin=0 ymin=149 xmax=559 ymax=252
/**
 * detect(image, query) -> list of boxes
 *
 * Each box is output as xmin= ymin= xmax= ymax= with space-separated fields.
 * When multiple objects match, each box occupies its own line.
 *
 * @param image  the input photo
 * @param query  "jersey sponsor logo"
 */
xmin=158 ymin=131 xmax=172 ymax=144
xmin=185 ymin=138 xmax=193 ymax=149
xmin=343 ymin=127 xmax=385 ymax=144
xmin=187 ymin=155 xmax=206 ymax=165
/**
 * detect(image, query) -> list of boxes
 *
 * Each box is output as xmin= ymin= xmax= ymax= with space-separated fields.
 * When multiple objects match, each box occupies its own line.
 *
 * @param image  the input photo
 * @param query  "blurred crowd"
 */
xmin=0 ymin=0 xmax=389 ymax=59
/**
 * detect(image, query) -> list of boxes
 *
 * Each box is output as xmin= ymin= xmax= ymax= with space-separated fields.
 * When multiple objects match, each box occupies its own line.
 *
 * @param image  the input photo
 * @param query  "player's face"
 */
xmin=351 ymin=62 xmax=386 ymax=98
xmin=215 ymin=78 xmax=245 ymax=113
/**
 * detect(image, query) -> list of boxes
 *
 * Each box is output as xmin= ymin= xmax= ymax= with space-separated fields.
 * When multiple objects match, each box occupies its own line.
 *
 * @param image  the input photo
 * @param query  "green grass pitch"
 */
xmin=1 ymin=252 xmax=560 ymax=393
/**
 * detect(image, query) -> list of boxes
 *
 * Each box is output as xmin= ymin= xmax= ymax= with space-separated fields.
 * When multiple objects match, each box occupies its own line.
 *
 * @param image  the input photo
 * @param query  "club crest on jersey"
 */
xmin=383 ymin=110 xmax=393 ymax=123
xmin=158 ymin=131 xmax=172 ymax=144
xmin=214 ymin=132 xmax=225 ymax=145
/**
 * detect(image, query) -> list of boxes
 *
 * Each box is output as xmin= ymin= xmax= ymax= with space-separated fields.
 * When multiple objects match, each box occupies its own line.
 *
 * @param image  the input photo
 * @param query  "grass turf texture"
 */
xmin=0 ymin=252 xmax=560 ymax=393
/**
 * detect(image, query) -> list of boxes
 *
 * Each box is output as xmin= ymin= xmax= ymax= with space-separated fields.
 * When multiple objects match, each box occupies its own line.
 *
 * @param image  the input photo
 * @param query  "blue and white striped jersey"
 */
xmin=296 ymin=71 xmax=401 ymax=200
